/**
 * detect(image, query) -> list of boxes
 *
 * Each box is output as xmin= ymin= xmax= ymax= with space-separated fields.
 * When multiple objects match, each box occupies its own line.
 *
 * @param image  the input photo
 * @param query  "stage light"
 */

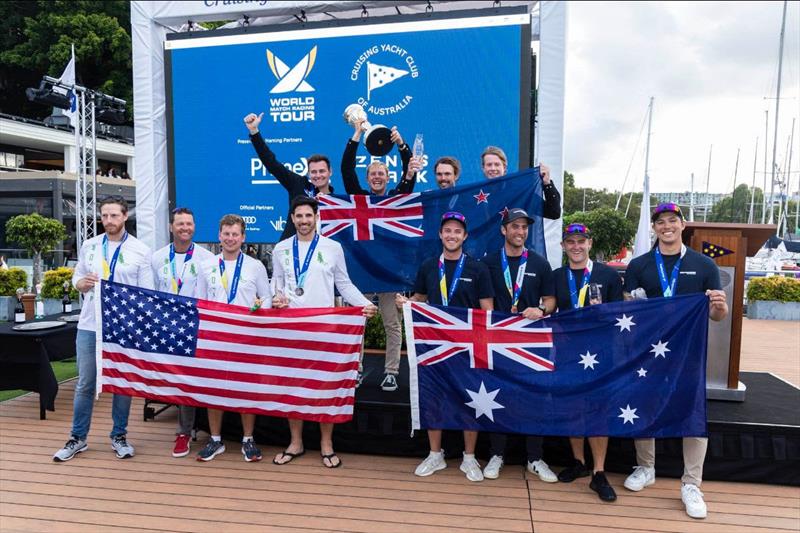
xmin=25 ymin=81 xmax=72 ymax=110
xmin=94 ymin=93 xmax=127 ymax=125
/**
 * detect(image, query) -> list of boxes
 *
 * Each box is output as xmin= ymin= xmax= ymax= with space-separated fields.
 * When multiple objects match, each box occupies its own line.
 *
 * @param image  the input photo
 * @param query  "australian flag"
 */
xmin=319 ymin=169 xmax=545 ymax=293
xmin=403 ymin=294 xmax=709 ymax=438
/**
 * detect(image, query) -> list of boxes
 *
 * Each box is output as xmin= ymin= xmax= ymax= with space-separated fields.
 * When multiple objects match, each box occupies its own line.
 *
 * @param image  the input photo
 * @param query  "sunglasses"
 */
xmin=653 ymin=203 xmax=683 ymax=216
xmin=441 ymin=211 xmax=466 ymax=223
xmin=172 ymin=207 xmax=194 ymax=215
xmin=564 ymin=223 xmax=590 ymax=235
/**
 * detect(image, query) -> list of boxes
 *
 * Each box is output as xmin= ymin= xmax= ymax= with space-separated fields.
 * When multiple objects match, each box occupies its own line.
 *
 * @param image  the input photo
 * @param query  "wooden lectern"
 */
xmin=682 ymin=222 xmax=777 ymax=401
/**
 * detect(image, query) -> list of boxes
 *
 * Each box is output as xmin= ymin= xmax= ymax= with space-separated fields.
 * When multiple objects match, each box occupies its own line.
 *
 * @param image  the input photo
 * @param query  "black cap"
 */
xmin=501 ymin=207 xmax=534 ymax=226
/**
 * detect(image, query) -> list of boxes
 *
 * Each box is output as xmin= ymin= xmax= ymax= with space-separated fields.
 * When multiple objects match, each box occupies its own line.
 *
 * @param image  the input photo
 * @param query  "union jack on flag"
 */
xmin=409 ymin=302 xmax=555 ymax=372
xmin=318 ymin=193 xmax=424 ymax=241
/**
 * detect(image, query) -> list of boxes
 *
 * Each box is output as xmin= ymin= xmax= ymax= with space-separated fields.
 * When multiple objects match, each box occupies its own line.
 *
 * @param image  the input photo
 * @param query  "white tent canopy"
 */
xmin=131 ymin=0 xmax=566 ymax=265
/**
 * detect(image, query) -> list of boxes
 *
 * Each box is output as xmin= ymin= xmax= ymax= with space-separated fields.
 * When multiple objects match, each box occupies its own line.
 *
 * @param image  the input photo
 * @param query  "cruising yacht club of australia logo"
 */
xmin=351 ymin=43 xmax=420 ymax=116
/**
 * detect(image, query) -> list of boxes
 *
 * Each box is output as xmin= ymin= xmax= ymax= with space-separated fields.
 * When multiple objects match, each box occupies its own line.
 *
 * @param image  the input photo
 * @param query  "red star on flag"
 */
xmin=498 ymin=207 xmax=509 ymax=219
xmin=473 ymin=189 xmax=491 ymax=204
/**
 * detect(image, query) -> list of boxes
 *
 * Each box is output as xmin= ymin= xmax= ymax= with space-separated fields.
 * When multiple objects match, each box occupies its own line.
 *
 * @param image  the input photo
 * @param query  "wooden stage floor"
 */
xmin=1 ymin=318 xmax=798 ymax=532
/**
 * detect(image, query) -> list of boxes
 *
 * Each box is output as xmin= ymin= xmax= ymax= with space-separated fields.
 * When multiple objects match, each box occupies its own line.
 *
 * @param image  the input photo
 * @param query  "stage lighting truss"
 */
xmin=26 ymin=75 xmax=128 ymax=250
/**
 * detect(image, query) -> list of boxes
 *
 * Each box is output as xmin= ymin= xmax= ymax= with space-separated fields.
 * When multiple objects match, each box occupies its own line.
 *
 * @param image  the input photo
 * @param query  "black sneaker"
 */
xmin=558 ymin=459 xmax=590 ymax=482
xmin=241 ymin=440 xmax=262 ymax=462
xmin=590 ymin=471 xmax=618 ymax=502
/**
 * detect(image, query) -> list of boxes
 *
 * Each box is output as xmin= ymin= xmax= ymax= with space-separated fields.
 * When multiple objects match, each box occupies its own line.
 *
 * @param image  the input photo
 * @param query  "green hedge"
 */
xmin=42 ymin=267 xmax=78 ymax=299
xmin=746 ymin=276 xmax=800 ymax=303
xmin=0 ymin=268 xmax=27 ymax=296
xmin=364 ymin=313 xmax=407 ymax=350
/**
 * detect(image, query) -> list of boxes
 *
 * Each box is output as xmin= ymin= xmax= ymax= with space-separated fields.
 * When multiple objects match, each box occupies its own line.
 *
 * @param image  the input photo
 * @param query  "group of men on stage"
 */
xmin=51 ymin=113 xmax=727 ymax=520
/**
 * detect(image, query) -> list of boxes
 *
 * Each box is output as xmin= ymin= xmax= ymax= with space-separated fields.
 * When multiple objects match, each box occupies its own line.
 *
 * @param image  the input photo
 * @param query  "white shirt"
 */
xmin=72 ymin=233 xmax=154 ymax=331
xmin=151 ymin=242 xmax=215 ymax=297
xmin=272 ymin=234 xmax=370 ymax=308
xmin=196 ymin=252 xmax=272 ymax=308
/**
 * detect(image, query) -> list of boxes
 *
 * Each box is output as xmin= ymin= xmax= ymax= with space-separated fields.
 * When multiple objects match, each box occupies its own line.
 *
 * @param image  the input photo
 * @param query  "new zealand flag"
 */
xmin=319 ymin=169 xmax=545 ymax=293
xmin=403 ymin=294 xmax=709 ymax=438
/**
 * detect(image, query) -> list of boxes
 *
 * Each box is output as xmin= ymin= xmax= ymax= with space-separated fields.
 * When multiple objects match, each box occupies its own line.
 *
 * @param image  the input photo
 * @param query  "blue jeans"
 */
xmin=71 ymin=329 xmax=131 ymax=440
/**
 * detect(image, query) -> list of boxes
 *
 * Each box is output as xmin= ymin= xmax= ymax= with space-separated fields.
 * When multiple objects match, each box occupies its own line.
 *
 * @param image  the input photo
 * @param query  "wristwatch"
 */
xmin=538 ymin=304 xmax=548 ymax=315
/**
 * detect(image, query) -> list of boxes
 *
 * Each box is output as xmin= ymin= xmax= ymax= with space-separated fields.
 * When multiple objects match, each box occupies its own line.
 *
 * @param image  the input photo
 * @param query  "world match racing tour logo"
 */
xmin=266 ymin=45 xmax=317 ymax=123
xmin=352 ymin=43 xmax=419 ymax=116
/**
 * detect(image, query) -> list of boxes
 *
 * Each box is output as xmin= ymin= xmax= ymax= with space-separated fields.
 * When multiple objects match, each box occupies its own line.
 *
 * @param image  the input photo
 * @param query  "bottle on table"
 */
xmin=34 ymin=283 xmax=45 ymax=319
xmin=14 ymin=287 xmax=25 ymax=323
xmin=62 ymin=281 xmax=72 ymax=314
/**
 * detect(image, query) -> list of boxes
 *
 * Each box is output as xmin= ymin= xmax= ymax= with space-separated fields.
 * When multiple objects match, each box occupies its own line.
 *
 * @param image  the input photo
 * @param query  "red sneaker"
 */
xmin=172 ymin=433 xmax=191 ymax=457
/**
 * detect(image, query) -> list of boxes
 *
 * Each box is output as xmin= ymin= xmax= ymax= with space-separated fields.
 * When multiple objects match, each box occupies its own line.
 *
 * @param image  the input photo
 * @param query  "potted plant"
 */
xmin=746 ymin=276 xmax=800 ymax=321
xmin=0 ymin=267 xmax=28 ymax=321
xmin=5 ymin=213 xmax=67 ymax=287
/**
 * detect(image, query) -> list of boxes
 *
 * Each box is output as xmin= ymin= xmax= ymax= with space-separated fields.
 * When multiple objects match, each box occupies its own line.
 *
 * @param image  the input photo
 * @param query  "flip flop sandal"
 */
xmin=321 ymin=452 xmax=342 ymax=468
xmin=272 ymin=449 xmax=305 ymax=465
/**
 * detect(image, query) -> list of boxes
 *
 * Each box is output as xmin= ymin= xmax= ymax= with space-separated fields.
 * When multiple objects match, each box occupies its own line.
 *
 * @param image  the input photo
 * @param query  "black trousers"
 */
xmin=489 ymin=433 xmax=543 ymax=462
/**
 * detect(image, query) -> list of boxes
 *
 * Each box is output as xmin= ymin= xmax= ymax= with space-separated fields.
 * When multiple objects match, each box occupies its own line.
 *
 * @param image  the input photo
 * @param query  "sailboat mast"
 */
xmin=768 ymin=0 xmax=788 ymax=224
xmin=703 ymin=145 xmax=712 ymax=222
xmin=749 ymin=137 xmax=758 ymax=224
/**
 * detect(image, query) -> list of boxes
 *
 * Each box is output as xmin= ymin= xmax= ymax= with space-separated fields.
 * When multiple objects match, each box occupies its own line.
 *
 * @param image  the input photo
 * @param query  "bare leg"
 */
xmin=569 ymin=437 xmax=586 ymax=463
xmin=207 ymin=409 xmax=223 ymax=436
xmin=273 ymin=418 xmax=304 ymax=463
xmin=427 ymin=429 xmax=443 ymax=452
xmin=588 ymin=437 xmax=608 ymax=473
xmin=241 ymin=413 xmax=256 ymax=438
xmin=320 ymin=422 xmax=340 ymax=467
xmin=463 ymin=430 xmax=478 ymax=454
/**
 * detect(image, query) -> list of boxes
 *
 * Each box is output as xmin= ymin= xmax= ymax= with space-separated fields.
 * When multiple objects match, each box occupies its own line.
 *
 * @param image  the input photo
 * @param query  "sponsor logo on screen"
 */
xmin=266 ymin=46 xmax=317 ymax=123
xmin=351 ymin=43 xmax=419 ymax=116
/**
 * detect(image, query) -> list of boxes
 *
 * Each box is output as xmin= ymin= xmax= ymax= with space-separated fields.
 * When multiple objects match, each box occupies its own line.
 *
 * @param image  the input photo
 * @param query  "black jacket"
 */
xmin=542 ymin=181 xmax=562 ymax=220
xmin=340 ymin=139 xmax=416 ymax=195
xmin=249 ymin=132 xmax=334 ymax=240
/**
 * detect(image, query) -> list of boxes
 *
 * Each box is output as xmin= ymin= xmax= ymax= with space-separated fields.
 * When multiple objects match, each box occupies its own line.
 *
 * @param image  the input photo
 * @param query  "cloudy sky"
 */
xmin=563 ymin=1 xmax=799 ymax=194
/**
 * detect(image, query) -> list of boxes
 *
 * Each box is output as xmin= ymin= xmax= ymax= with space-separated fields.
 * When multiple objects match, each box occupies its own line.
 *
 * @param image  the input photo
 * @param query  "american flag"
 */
xmin=318 ymin=193 xmax=424 ymax=241
xmin=98 ymin=281 xmax=366 ymax=423
xmin=410 ymin=303 xmax=555 ymax=372
xmin=402 ymin=296 xmax=710 ymax=437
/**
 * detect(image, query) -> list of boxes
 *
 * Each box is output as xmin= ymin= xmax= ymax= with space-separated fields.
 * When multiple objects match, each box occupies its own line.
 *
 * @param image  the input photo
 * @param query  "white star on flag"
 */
xmin=579 ymin=351 xmax=599 ymax=370
xmin=615 ymin=314 xmax=636 ymax=332
xmin=618 ymin=404 xmax=639 ymax=424
xmin=637 ymin=367 xmax=648 ymax=377
xmin=464 ymin=381 xmax=504 ymax=422
xmin=650 ymin=340 xmax=670 ymax=358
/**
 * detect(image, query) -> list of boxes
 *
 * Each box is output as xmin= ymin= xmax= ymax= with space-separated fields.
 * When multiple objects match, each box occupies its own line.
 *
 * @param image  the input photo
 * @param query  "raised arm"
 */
xmin=392 ymin=127 xmax=416 ymax=194
xmin=539 ymin=164 xmax=562 ymax=220
xmin=341 ymin=135 xmax=368 ymax=195
xmin=245 ymin=112 xmax=309 ymax=192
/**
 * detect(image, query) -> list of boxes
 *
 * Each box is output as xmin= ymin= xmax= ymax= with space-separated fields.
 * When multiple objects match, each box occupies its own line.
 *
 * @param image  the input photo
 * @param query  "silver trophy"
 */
xmin=343 ymin=103 xmax=393 ymax=156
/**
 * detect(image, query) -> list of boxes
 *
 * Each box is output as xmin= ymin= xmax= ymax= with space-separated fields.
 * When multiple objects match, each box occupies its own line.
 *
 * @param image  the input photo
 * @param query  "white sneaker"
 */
xmin=527 ymin=459 xmax=558 ymax=483
xmin=483 ymin=455 xmax=504 ymax=479
xmin=415 ymin=450 xmax=446 ymax=477
xmin=460 ymin=454 xmax=484 ymax=482
xmin=681 ymin=484 xmax=708 ymax=519
xmin=53 ymin=437 xmax=88 ymax=462
xmin=624 ymin=465 xmax=656 ymax=491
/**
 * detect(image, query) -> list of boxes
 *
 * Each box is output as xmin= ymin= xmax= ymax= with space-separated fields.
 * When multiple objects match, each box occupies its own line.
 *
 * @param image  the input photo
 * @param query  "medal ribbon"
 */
xmin=567 ymin=259 xmax=593 ymax=309
xmin=438 ymin=253 xmax=466 ymax=306
xmin=501 ymin=247 xmax=528 ymax=310
xmin=218 ymin=252 xmax=244 ymax=304
xmin=654 ymin=245 xmax=685 ymax=298
xmin=293 ymin=233 xmax=320 ymax=292
xmin=169 ymin=242 xmax=195 ymax=294
xmin=102 ymin=232 xmax=128 ymax=282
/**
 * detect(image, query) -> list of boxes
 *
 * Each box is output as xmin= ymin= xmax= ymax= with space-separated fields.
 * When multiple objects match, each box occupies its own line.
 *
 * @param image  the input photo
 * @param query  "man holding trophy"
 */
xmin=340 ymin=104 xmax=421 ymax=391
